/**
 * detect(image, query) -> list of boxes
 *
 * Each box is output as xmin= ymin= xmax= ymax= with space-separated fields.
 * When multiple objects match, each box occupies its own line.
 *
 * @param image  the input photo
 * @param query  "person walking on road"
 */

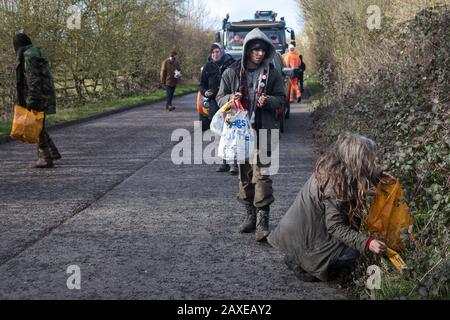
xmin=199 ymin=43 xmax=238 ymax=174
xmin=298 ymin=54 xmax=306 ymax=93
xmin=160 ymin=49 xmax=181 ymax=111
xmin=268 ymin=133 xmax=389 ymax=282
xmin=284 ymin=44 xmax=302 ymax=103
xmin=14 ymin=33 xmax=60 ymax=168
xmin=217 ymin=28 xmax=285 ymax=242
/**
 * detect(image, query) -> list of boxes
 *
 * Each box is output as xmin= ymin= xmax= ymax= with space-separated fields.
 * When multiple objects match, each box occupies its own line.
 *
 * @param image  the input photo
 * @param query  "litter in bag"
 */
xmin=367 ymin=177 xmax=414 ymax=251
xmin=10 ymin=105 xmax=44 ymax=144
xmin=218 ymin=109 xmax=256 ymax=162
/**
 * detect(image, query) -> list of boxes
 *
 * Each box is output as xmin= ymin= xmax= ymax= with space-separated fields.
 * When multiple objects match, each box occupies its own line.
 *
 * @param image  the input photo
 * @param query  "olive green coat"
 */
xmin=267 ymin=174 xmax=370 ymax=281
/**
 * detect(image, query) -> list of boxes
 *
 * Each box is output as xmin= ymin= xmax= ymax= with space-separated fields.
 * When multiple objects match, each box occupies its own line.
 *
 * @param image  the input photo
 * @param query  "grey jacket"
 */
xmin=267 ymin=174 xmax=370 ymax=281
xmin=216 ymin=28 xmax=285 ymax=131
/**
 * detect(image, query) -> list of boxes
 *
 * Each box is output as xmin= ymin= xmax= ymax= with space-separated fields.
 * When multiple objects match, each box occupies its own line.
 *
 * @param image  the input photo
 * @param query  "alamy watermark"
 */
xmin=67 ymin=5 xmax=81 ymax=30
xmin=171 ymin=121 xmax=280 ymax=175
xmin=366 ymin=265 xmax=381 ymax=290
xmin=66 ymin=265 xmax=81 ymax=290
xmin=367 ymin=5 xmax=382 ymax=31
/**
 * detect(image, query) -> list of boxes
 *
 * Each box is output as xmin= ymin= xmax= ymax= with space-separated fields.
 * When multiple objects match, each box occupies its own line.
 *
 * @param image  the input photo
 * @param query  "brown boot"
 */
xmin=255 ymin=209 xmax=270 ymax=242
xmin=239 ymin=205 xmax=256 ymax=233
xmin=48 ymin=138 xmax=61 ymax=160
xmin=34 ymin=148 xmax=54 ymax=168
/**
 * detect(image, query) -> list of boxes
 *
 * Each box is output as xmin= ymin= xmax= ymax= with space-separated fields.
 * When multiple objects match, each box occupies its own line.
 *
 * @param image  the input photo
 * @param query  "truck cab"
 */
xmin=197 ymin=11 xmax=295 ymax=132
xmin=216 ymin=11 xmax=296 ymax=59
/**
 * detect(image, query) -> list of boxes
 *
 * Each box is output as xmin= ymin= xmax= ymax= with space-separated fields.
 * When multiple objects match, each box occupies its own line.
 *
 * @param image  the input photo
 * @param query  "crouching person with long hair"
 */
xmin=268 ymin=133 xmax=388 ymax=282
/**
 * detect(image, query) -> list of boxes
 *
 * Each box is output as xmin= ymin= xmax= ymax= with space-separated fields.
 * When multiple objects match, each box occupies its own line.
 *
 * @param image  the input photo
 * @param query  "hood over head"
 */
xmin=13 ymin=33 xmax=32 ymax=54
xmin=210 ymin=42 xmax=224 ymax=53
xmin=241 ymin=28 xmax=275 ymax=69
xmin=209 ymin=42 xmax=225 ymax=61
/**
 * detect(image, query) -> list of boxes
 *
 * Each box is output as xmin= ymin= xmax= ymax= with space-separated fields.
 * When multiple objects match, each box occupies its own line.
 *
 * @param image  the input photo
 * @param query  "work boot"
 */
xmin=216 ymin=163 xmax=230 ymax=172
xmin=229 ymin=164 xmax=239 ymax=175
xmin=34 ymin=148 xmax=54 ymax=168
xmin=255 ymin=209 xmax=270 ymax=242
xmin=48 ymin=138 xmax=61 ymax=160
xmin=239 ymin=205 xmax=256 ymax=233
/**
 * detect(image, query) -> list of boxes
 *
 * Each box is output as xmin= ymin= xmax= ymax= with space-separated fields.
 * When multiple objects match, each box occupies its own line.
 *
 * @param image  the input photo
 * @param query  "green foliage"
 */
xmin=304 ymin=77 xmax=324 ymax=97
xmin=0 ymin=0 xmax=211 ymax=119
xmin=304 ymin=2 xmax=450 ymax=299
xmin=0 ymin=84 xmax=197 ymax=136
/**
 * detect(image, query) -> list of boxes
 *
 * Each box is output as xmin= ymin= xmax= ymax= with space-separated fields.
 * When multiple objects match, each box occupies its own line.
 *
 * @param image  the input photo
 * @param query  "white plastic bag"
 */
xmin=210 ymin=109 xmax=225 ymax=136
xmin=218 ymin=110 xmax=256 ymax=162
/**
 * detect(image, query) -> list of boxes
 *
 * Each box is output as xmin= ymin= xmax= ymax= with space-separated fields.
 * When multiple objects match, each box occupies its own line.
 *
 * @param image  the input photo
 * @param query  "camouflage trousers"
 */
xmin=38 ymin=117 xmax=57 ymax=152
xmin=237 ymin=160 xmax=274 ymax=209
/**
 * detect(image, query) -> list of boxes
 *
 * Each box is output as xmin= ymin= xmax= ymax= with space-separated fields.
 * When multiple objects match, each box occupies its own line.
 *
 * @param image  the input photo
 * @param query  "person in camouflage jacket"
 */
xmin=14 ymin=33 xmax=60 ymax=168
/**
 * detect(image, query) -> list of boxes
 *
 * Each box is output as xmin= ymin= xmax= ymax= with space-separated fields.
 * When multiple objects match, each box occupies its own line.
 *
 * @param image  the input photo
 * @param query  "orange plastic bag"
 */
xmin=367 ymin=177 xmax=414 ymax=252
xmin=10 ymin=105 xmax=44 ymax=144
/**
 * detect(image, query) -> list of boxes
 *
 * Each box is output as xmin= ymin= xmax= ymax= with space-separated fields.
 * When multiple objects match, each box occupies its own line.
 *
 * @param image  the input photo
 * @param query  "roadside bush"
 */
xmin=0 ymin=0 xmax=212 ymax=120
xmin=298 ymin=0 xmax=449 ymax=299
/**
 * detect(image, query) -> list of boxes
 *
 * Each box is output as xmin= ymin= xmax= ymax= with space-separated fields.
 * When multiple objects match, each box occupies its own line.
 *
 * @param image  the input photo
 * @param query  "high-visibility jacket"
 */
xmin=284 ymin=51 xmax=301 ymax=69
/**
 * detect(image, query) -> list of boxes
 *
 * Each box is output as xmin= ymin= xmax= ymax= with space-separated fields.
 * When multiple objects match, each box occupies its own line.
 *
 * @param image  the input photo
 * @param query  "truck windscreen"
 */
xmin=225 ymin=30 xmax=285 ymax=51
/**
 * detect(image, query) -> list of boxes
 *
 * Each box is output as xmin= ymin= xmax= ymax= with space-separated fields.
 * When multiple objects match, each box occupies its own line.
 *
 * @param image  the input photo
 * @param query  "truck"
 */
xmin=215 ymin=10 xmax=296 ymax=59
xmin=197 ymin=11 xmax=296 ymax=132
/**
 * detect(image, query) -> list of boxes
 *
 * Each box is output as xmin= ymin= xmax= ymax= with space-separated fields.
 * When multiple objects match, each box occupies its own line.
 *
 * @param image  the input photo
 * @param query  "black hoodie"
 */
xmin=199 ymin=53 xmax=234 ymax=99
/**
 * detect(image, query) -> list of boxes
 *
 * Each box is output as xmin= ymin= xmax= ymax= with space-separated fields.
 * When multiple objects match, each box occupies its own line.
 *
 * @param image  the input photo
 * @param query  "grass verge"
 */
xmin=0 ymin=84 xmax=197 ymax=137
xmin=304 ymin=76 xmax=324 ymax=98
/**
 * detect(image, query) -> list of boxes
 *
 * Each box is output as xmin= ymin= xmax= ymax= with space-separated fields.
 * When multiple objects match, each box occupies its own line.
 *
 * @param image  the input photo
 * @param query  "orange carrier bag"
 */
xmin=10 ymin=105 xmax=44 ymax=144
xmin=367 ymin=177 xmax=414 ymax=252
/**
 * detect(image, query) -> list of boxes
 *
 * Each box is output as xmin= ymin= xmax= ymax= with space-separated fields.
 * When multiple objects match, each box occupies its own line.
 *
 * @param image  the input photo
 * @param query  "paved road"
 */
xmin=0 ymin=93 xmax=346 ymax=299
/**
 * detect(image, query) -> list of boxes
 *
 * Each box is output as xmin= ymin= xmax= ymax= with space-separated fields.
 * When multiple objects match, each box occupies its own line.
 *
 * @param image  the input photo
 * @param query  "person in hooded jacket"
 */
xmin=13 ymin=33 xmax=60 ymax=168
xmin=199 ymin=43 xmax=238 ymax=174
xmin=268 ymin=133 xmax=389 ymax=282
xmin=217 ymin=28 xmax=285 ymax=242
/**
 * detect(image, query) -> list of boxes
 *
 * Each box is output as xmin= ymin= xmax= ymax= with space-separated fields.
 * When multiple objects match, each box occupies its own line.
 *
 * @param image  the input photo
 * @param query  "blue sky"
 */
xmin=197 ymin=0 xmax=305 ymax=33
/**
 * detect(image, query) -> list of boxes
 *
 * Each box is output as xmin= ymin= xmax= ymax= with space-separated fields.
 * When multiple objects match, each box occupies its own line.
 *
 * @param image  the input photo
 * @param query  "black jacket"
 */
xmin=199 ymin=54 xmax=234 ymax=99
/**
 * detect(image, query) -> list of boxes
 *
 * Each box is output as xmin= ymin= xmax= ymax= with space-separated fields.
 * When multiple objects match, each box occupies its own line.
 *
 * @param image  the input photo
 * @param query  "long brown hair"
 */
xmin=315 ymin=133 xmax=379 ymax=225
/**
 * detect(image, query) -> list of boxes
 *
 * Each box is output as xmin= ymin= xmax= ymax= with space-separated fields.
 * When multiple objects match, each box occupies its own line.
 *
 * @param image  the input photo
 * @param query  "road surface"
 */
xmin=0 ymin=93 xmax=346 ymax=299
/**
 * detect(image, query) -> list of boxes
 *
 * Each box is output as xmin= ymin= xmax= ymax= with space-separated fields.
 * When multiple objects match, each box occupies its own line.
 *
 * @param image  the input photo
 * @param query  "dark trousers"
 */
xmin=328 ymin=246 xmax=359 ymax=278
xmin=38 ymin=116 xmax=58 ymax=153
xmin=298 ymin=73 xmax=304 ymax=92
xmin=166 ymin=85 xmax=176 ymax=107
xmin=38 ymin=116 xmax=50 ymax=149
xmin=208 ymin=99 xmax=219 ymax=121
